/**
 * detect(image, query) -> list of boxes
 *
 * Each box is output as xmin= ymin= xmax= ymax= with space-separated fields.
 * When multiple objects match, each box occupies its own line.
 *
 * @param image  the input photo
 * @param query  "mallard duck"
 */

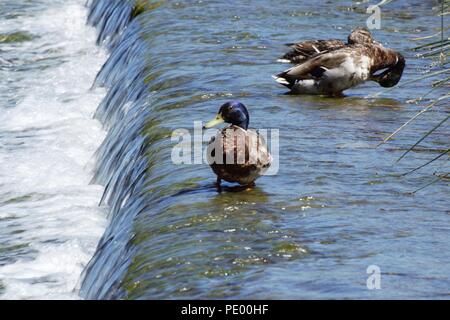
xmin=279 ymin=27 xmax=375 ymax=64
xmin=273 ymin=43 xmax=405 ymax=96
xmin=203 ymin=101 xmax=272 ymax=190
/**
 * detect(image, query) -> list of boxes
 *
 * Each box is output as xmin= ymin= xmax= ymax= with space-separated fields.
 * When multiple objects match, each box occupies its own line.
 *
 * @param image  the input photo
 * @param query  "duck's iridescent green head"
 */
xmin=203 ymin=101 xmax=250 ymax=130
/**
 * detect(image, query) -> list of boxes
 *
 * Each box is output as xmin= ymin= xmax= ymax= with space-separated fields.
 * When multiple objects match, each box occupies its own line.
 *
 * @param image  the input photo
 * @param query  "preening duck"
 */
xmin=203 ymin=101 xmax=272 ymax=191
xmin=273 ymin=43 xmax=405 ymax=96
xmin=279 ymin=27 xmax=375 ymax=64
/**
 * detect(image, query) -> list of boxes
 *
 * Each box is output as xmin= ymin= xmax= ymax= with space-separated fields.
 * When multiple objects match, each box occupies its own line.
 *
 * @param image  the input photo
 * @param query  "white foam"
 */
xmin=0 ymin=0 xmax=108 ymax=299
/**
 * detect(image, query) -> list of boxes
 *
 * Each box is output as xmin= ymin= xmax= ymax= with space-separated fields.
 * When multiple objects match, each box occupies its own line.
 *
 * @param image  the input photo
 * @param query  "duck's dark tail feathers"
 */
xmin=272 ymin=73 xmax=294 ymax=89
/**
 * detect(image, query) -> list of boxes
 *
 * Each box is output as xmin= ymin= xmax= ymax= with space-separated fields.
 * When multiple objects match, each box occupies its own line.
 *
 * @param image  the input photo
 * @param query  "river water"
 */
xmin=1 ymin=0 xmax=449 ymax=299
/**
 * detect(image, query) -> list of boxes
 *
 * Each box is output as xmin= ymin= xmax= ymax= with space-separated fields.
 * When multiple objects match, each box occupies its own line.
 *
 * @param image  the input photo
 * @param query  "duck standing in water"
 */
xmin=203 ymin=101 xmax=272 ymax=191
xmin=273 ymin=43 xmax=405 ymax=96
xmin=279 ymin=27 xmax=375 ymax=64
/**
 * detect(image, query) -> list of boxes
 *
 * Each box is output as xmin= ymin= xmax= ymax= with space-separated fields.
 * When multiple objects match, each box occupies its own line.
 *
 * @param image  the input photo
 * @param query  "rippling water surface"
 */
xmin=1 ymin=0 xmax=449 ymax=299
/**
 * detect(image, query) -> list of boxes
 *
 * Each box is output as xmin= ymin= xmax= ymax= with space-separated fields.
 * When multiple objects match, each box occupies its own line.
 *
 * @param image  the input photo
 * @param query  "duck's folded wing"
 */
xmin=244 ymin=130 xmax=272 ymax=169
xmin=274 ymin=51 xmax=349 ymax=88
xmin=280 ymin=39 xmax=346 ymax=63
xmin=256 ymin=134 xmax=272 ymax=169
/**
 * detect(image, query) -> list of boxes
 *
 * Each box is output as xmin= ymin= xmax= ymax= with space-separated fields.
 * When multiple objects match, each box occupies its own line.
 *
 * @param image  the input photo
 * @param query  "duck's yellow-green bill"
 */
xmin=203 ymin=114 xmax=224 ymax=128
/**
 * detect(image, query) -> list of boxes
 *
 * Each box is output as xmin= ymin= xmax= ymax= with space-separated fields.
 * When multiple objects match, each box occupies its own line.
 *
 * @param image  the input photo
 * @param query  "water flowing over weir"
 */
xmin=81 ymin=0 xmax=450 ymax=299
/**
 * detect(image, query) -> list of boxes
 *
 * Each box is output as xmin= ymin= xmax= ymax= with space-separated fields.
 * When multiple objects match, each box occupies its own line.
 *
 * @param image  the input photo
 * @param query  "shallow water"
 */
xmin=1 ymin=0 xmax=449 ymax=299
xmin=0 ymin=0 xmax=107 ymax=299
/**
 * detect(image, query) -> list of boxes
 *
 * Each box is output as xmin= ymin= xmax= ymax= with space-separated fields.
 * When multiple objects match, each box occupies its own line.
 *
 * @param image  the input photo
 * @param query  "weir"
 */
xmin=80 ymin=0 xmax=153 ymax=298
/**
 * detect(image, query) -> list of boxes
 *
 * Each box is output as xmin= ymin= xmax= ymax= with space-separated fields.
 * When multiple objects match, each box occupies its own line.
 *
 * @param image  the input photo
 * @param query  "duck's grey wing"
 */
xmin=274 ymin=49 xmax=350 ymax=88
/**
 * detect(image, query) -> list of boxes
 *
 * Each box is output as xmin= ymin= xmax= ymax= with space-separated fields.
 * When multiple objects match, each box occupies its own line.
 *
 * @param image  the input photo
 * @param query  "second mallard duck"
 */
xmin=273 ymin=43 xmax=405 ymax=96
xmin=279 ymin=27 xmax=375 ymax=64
xmin=203 ymin=101 xmax=272 ymax=190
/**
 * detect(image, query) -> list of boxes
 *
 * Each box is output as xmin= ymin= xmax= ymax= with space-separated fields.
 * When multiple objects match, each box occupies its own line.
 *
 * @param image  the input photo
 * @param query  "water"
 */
xmin=0 ymin=0 xmax=107 ymax=299
xmin=1 ymin=0 xmax=449 ymax=299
